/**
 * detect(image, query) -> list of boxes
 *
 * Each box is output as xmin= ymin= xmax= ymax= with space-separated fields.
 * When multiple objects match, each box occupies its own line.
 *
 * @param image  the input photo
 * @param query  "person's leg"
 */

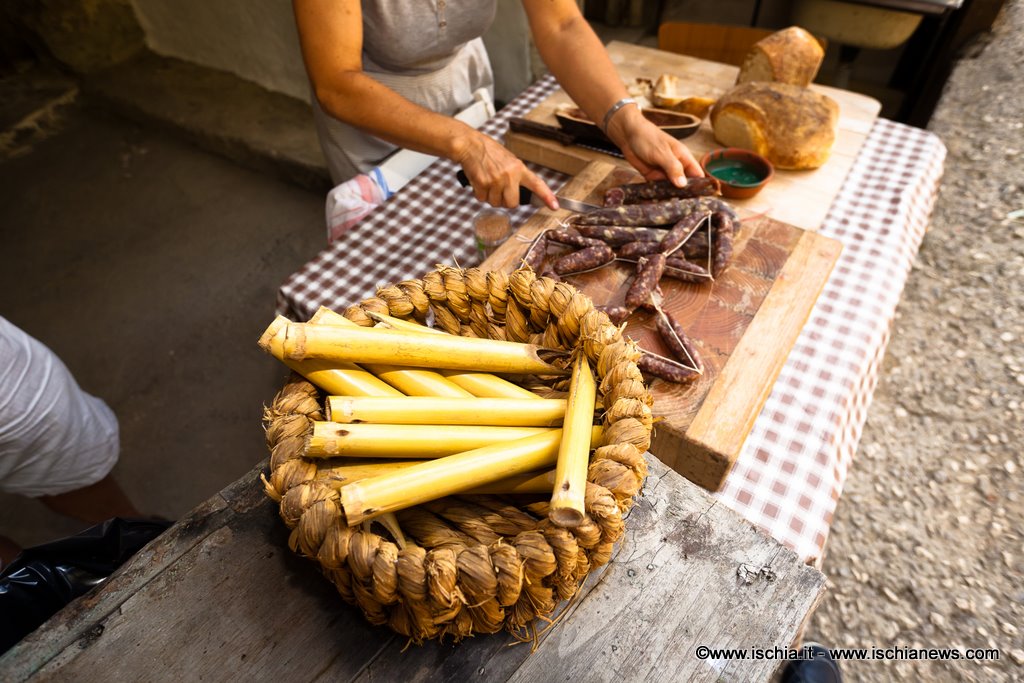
xmin=37 ymin=474 xmax=140 ymax=524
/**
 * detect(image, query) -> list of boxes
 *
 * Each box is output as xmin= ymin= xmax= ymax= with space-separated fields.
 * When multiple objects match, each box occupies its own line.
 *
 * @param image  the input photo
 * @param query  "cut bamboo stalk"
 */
xmin=469 ymin=469 xmax=556 ymax=495
xmin=438 ymin=370 xmax=541 ymax=400
xmin=307 ymin=422 xmax=554 ymax=458
xmin=309 ymin=307 xmax=472 ymax=398
xmin=316 ymin=459 xmax=424 ymax=487
xmin=275 ymin=321 xmax=569 ymax=375
xmin=340 ymin=427 xmax=602 ymax=525
xmin=326 ymin=396 xmax=568 ymax=426
xmin=258 ymin=316 xmax=402 ymax=397
xmin=365 ymin=311 xmax=542 ymax=400
xmin=315 ymin=461 xmax=555 ymax=495
xmin=549 ymin=355 xmax=598 ymax=528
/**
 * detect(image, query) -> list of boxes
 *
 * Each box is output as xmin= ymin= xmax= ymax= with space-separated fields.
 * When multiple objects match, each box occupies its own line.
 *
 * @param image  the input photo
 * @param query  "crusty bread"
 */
xmin=736 ymin=26 xmax=824 ymax=87
xmin=711 ymin=82 xmax=839 ymax=170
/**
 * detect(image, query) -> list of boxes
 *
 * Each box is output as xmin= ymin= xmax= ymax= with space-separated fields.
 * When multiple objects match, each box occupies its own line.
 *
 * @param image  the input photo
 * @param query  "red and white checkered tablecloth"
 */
xmin=277 ymin=75 xmax=946 ymax=563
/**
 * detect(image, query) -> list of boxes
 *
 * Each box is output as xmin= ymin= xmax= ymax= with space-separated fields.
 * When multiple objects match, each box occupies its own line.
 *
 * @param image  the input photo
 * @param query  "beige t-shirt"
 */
xmin=313 ymin=0 xmax=498 ymax=184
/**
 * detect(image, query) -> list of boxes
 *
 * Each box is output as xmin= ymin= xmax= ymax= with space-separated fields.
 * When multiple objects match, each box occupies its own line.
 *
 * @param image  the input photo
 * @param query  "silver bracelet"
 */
xmin=601 ymin=97 xmax=637 ymax=134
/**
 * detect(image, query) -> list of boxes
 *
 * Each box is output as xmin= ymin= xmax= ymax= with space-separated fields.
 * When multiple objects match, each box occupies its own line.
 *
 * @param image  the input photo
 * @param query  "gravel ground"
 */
xmin=806 ymin=2 xmax=1024 ymax=681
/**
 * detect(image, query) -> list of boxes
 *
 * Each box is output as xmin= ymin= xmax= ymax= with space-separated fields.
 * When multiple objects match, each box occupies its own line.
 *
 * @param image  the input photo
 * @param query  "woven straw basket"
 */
xmin=261 ymin=265 xmax=652 ymax=642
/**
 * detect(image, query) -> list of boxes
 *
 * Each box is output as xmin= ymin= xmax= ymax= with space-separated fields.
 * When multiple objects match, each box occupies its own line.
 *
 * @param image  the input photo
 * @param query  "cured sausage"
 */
xmin=574 ymin=225 xmax=664 ymax=246
xmin=546 ymin=229 xmax=607 ymax=249
xmin=638 ymin=353 xmax=700 ymax=383
xmin=603 ymin=186 xmax=626 ymax=207
xmin=598 ymin=305 xmax=632 ymax=325
xmin=655 ymin=309 xmax=704 ymax=372
xmin=552 ymin=244 xmax=615 ymax=274
xmin=663 ymin=258 xmax=712 ymax=282
xmin=624 ymin=253 xmax=667 ymax=310
xmin=570 ymin=197 xmax=736 ymax=227
xmin=522 ymin=233 xmax=547 ymax=272
xmin=711 ymin=211 xmax=736 ymax=277
xmin=660 ymin=212 xmax=711 ymax=256
xmin=617 ymin=240 xmax=663 ymax=260
xmin=603 ymin=177 xmax=721 ymax=205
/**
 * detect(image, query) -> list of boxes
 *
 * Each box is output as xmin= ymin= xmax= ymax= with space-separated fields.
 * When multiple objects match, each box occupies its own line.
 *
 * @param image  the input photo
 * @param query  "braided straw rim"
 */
xmin=261 ymin=265 xmax=652 ymax=643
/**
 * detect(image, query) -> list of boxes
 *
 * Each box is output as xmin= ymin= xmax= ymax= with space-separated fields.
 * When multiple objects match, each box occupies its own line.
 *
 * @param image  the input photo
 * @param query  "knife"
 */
xmin=455 ymin=170 xmax=601 ymax=213
xmin=507 ymin=117 xmax=625 ymax=158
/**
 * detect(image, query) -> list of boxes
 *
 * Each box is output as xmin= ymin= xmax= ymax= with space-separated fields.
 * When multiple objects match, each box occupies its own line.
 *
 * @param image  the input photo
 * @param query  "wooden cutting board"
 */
xmin=481 ymin=160 xmax=843 ymax=492
xmin=505 ymin=41 xmax=881 ymax=233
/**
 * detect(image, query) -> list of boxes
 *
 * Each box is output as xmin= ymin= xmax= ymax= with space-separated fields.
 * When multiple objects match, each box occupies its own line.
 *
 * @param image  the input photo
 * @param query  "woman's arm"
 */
xmin=292 ymin=0 xmax=557 ymax=208
xmin=522 ymin=0 xmax=703 ymax=185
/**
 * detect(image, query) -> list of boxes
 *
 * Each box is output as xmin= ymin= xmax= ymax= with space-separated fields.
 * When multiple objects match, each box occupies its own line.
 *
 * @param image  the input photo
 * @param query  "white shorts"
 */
xmin=0 ymin=316 xmax=119 ymax=497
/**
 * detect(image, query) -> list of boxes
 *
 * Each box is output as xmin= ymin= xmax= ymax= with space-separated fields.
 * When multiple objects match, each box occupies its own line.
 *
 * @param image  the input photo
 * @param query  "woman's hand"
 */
xmin=453 ymin=129 xmax=559 ymax=210
xmin=605 ymin=104 xmax=704 ymax=186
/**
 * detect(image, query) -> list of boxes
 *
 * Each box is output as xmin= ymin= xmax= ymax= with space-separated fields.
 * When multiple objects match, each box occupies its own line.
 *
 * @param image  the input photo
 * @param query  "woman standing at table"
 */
xmin=292 ymin=0 xmax=703 ymax=210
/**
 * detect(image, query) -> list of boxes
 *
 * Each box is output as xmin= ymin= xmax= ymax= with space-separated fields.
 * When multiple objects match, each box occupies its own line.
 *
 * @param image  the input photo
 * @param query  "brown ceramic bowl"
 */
xmin=555 ymin=106 xmax=701 ymax=143
xmin=700 ymin=148 xmax=774 ymax=200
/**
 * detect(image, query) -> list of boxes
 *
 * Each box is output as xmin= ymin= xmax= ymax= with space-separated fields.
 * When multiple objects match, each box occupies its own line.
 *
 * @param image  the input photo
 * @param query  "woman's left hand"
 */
xmin=605 ymin=104 xmax=704 ymax=186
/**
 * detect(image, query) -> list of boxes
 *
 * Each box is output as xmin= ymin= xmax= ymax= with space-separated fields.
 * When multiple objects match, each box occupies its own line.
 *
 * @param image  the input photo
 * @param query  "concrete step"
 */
xmin=84 ymin=50 xmax=331 ymax=192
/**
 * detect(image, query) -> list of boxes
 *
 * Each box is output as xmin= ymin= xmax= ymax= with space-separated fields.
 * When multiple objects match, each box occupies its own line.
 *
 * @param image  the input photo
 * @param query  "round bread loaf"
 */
xmin=710 ymin=82 xmax=839 ymax=170
xmin=735 ymin=26 xmax=825 ymax=88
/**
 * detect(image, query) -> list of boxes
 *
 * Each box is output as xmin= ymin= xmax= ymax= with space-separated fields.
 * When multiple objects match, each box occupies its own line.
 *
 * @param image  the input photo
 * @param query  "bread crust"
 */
xmin=736 ymin=26 xmax=825 ymax=88
xmin=710 ymin=82 xmax=839 ymax=170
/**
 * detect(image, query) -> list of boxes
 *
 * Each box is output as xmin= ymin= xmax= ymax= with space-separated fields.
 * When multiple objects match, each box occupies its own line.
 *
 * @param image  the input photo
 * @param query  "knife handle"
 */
xmin=456 ymin=170 xmax=533 ymax=206
xmin=507 ymin=117 xmax=576 ymax=146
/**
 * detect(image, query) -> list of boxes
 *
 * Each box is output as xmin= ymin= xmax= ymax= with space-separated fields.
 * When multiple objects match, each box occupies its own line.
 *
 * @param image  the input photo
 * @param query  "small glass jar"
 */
xmin=472 ymin=208 xmax=512 ymax=261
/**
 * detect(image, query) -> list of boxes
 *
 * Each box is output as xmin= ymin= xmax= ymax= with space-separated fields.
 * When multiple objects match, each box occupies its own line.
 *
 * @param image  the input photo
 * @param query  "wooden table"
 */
xmin=1 ymin=458 xmax=824 ymax=682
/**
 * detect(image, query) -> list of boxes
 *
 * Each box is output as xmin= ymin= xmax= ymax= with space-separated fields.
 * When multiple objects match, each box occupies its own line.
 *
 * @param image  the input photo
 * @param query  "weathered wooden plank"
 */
xmin=333 ymin=458 xmax=823 ymax=683
xmin=507 ymin=457 xmax=827 ymax=683
xmin=0 ymin=468 xmax=242 ymax=681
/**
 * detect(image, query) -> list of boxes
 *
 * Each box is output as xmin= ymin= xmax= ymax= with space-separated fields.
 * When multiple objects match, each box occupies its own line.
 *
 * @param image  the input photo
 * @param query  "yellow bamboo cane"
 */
xmin=340 ymin=427 xmax=602 ymax=525
xmin=326 ymin=396 xmax=568 ymax=426
xmin=307 ymin=422 xmax=553 ymax=458
xmin=315 ymin=461 xmax=555 ymax=495
xmin=309 ymin=307 xmax=472 ymax=398
xmin=364 ymin=311 xmax=542 ymax=400
xmin=549 ymin=355 xmax=598 ymax=528
xmin=275 ymin=322 xmax=569 ymax=375
xmin=258 ymin=316 xmax=401 ymax=397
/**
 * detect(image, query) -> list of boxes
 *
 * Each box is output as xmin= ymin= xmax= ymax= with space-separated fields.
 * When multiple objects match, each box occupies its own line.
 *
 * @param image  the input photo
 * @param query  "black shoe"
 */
xmin=781 ymin=642 xmax=843 ymax=683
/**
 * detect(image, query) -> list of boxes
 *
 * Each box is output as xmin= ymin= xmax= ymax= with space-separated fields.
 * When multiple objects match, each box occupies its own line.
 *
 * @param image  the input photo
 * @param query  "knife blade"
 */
xmin=507 ymin=117 xmax=625 ymax=158
xmin=455 ymin=170 xmax=601 ymax=213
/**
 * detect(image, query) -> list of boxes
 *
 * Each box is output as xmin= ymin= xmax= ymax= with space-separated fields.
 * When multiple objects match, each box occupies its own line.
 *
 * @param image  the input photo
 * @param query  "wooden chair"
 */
xmin=658 ymin=22 xmax=826 ymax=67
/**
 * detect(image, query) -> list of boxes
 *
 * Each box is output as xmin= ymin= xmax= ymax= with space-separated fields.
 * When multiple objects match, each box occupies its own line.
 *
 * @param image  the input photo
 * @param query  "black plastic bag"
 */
xmin=0 ymin=517 xmax=172 ymax=654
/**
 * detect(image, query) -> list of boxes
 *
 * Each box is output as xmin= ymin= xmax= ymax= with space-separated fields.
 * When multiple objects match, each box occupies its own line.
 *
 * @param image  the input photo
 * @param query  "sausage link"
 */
xmin=598 ymin=305 xmax=632 ymax=325
xmin=522 ymin=233 xmax=547 ymax=272
xmin=570 ymin=197 xmax=736 ymax=227
xmin=616 ymin=240 xmax=664 ymax=260
xmin=655 ymin=309 xmax=704 ymax=372
xmin=546 ymin=229 xmax=607 ymax=249
xmin=604 ymin=177 xmax=722 ymax=204
xmin=638 ymin=353 xmax=700 ymax=383
xmin=660 ymin=211 xmax=711 ymax=256
xmin=603 ymin=186 xmax=626 ymax=207
xmin=552 ymin=244 xmax=616 ymax=274
xmin=574 ymin=225 xmax=664 ymax=246
xmin=663 ymin=257 xmax=712 ymax=282
xmin=711 ymin=211 xmax=735 ymax=277
xmin=624 ymin=253 xmax=667 ymax=310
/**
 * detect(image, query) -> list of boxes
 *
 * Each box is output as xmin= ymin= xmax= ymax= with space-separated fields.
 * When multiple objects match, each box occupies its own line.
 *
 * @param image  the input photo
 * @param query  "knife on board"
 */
xmin=455 ymin=170 xmax=601 ymax=214
xmin=507 ymin=116 xmax=625 ymax=159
